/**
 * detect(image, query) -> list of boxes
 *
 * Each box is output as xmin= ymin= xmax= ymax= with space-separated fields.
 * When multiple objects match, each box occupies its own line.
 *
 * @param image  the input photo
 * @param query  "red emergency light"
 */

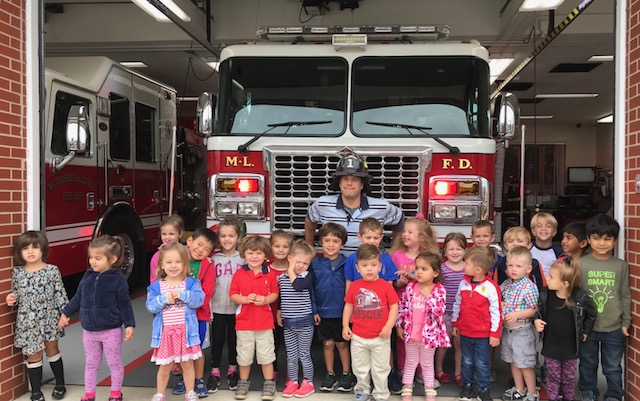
xmin=236 ymin=178 xmax=260 ymax=193
xmin=434 ymin=180 xmax=456 ymax=196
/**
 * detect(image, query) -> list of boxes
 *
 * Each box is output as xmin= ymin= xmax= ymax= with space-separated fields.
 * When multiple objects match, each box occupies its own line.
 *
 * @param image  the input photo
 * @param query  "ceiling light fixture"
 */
xmin=131 ymin=0 xmax=170 ymax=22
xmin=157 ymin=0 xmax=191 ymax=22
xmin=519 ymin=0 xmax=565 ymax=12
xmin=588 ymin=55 xmax=614 ymax=62
xmin=597 ymin=114 xmax=613 ymax=123
xmin=489 ymin=58 xmax=515 ymax=84
xmin=520 ymin=115 xmax=554 ymax=119
xmin=120 ymin=61 xmax=148 ymax=68
xmin=535 ymin=93 xmax=598 ymax=99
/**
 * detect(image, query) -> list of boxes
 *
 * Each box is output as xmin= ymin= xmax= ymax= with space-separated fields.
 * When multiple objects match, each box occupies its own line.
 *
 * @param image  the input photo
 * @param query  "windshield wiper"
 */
xmin=237 ymin=120 xmax=331 ymax=154
xmin=366 ymin=121 xmax=461 ymax=156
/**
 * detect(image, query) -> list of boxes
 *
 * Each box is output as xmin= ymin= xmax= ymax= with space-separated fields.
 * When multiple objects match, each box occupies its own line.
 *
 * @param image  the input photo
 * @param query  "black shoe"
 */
xmin=388 ymin=368 xmax=402 ymax=395
xmin=228 ymin=371 xmax=239 ymax=390
xmin=31 ymin=392 xmax=45 ymax=401
xmin=477 ymin=388 xmax=492 ymax=401
xmin=320 ymin=373 xmax=338 ymax=391
xmin=207 ymin=375 xmax=221 ymax=393
xmin=336 ymin=372 xmax=355 ymax=392
xmin=458 ymin=383 xmax=473 ymax=401
xmin=52 ymin=386 xmax=66 ymax=400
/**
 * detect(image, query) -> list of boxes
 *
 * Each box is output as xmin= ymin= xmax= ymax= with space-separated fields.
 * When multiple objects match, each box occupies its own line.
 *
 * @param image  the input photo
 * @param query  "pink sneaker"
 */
xmin=282 ymin=381 xmax=298 ymax=398
xmin=294 ymin=380 xmax=315 ymax=398
xmin=172 ymin=363 xmax=182 ymax=376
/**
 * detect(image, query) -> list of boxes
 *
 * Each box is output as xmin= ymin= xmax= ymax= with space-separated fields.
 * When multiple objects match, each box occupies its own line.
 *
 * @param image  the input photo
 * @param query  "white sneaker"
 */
xmin=151 ymin=393 xmax=165 ymax=401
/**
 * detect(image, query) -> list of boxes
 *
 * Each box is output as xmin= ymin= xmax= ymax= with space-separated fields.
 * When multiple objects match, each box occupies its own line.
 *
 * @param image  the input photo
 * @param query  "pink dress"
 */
xmin=150 ymin=280 xmax=202 ymax=365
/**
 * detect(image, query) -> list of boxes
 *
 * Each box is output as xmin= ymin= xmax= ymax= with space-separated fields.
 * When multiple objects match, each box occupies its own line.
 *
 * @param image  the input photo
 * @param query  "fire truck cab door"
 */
xmin=97 ymin=66 xmax=135 ymax=212
xmin=44 ymin=82 xmax=100 ymax=226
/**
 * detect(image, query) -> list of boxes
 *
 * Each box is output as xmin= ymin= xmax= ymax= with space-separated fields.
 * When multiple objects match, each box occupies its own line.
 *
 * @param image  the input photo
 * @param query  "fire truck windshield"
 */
xmin=351 ymin=56 xmax=490 ymax=138
xmin=216 ymin=57 xmax=347 ymax=136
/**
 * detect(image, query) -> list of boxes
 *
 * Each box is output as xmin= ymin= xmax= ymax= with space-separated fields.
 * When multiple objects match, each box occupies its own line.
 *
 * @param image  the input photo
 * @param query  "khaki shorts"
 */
xmin=236 ymin=329 xmax=276 ymax=366
xmin=500 ymin=324 xmax=537 ymax=368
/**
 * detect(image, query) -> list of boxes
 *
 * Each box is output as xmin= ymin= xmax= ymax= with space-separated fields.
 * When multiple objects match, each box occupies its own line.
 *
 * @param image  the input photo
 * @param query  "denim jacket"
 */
xmin=146 ymin=277 xmax=205 ymax=348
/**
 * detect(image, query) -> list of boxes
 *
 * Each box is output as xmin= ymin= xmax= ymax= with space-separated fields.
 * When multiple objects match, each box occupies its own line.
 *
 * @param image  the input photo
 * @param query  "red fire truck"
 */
xmin=43 ymin=57 xmax=177 ymax=290
xmin=196 ymin=26 xmax=518 ymax=243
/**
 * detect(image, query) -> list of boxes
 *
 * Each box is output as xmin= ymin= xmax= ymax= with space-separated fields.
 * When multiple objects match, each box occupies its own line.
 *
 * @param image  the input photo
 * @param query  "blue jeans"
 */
xmin=578 ymin=329 xmax=626 ymax=400
xmin=460 ymin=335 xmax=492 ymax=390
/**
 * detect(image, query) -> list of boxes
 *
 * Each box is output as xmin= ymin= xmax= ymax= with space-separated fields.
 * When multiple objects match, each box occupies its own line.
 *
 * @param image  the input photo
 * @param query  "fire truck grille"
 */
xmin=264 ymin=146 xmax=432 ymax=235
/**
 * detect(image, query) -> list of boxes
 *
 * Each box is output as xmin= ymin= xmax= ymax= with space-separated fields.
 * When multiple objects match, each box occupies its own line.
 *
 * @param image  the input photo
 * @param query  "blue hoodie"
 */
xmin=309 ymin=253 xmax=347 ymax=318
xmin=146 ymin=277 xmax=204 ymax=348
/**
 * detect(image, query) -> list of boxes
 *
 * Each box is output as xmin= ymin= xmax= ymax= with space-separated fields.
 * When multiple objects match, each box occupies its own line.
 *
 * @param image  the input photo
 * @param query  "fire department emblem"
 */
xmin=355 ymin=288 xmax=381 ymax=310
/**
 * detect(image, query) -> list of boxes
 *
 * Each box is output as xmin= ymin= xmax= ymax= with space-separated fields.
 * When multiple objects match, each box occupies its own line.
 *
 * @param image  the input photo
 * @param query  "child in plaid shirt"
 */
xmin=500 ymin=246 xmax=539 ymax=401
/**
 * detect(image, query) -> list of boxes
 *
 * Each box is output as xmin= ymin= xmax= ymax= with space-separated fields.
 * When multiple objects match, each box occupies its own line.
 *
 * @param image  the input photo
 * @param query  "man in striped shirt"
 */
xmin=304 ymin=150 xmax=404 ymax=254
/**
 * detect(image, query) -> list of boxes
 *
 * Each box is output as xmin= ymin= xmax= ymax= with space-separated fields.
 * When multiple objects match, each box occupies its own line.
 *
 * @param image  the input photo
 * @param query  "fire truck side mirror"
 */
xmin=491 ymin=92 xmax=519 ymax=142
xmin=66 ymin=105 xmax=89 ymax=154
xmin=196 ymin=92 xmax=214 ymax=137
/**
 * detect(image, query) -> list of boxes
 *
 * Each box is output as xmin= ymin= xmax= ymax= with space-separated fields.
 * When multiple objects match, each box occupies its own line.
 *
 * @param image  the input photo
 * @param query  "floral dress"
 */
xmin=12 ymin=264 xmax=68 ymax=355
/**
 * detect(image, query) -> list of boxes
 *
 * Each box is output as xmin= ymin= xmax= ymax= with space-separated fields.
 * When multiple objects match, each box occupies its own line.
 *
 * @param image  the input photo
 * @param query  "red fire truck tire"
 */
xmin=99 ymin=214 xmax=146 ymax=292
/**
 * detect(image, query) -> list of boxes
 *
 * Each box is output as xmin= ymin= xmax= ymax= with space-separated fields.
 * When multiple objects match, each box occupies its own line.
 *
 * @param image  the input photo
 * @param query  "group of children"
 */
xmin=5 ymin=211 xmax=630 ymax=401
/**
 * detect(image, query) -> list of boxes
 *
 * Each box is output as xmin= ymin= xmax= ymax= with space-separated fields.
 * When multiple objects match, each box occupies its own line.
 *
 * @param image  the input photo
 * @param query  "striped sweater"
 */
xmin=278 ymin=271 xmax=317 ymax=328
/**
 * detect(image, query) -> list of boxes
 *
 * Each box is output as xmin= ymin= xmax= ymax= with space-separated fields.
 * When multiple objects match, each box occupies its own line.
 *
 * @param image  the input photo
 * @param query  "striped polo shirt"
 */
xmin=307 ymin=193 xmax=404 ymax=253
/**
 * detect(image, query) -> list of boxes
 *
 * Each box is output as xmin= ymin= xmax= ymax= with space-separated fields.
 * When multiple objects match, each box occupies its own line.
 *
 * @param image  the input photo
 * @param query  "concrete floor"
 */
xmin=14 ymin=385 xmax=468 ymax=401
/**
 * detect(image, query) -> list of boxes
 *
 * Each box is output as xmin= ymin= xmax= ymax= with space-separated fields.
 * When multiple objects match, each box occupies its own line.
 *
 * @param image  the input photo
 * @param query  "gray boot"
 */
xmin=235 ymin=380 xmax=250 ymax=400
xmin=262 ymin=380 xmax=277 ymax=401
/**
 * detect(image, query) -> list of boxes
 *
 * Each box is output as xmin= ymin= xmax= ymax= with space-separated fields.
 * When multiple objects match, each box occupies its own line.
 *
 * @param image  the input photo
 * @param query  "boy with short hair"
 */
xmin=229 ymin=236 xmax=280 ymax=401
xmin=560 ymin=222 xmax=588 ymax=259
xmin=451 ymin=246 xmax=502 ymax=401
xmin=493 ymin=227 xmax=546 ymax=291
xmin=578 ymin=214 xmax=631 ymax=401
xmin=343 ymin=218 xmax=402 ymax=393
xmin=342 ymin=244 xmax=399 ymax=401
xmin=500 ymin=246 xmax=539 ymax=401
xmin=309 ymin=223 xmax=355 ymax=392
xmin=529 ymin=212 xmax=563 ymax=277
xmin=345 ymin=218 xmax=398 ymax=291
xmin=174 ymin=228 xmax=218 ymax=397
xmin=471 ymin=220 xmax=496 ymax=248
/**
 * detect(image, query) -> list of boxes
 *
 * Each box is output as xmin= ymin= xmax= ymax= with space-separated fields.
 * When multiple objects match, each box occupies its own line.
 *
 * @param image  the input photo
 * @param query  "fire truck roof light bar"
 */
xmin=256 ymin=25 xmax=450 ymax=42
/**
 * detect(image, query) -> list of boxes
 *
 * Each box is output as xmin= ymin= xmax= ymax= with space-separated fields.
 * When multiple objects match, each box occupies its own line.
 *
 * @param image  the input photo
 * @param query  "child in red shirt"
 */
xmin=342 ymin=244 xmax=399 ymax=401
xmin=229 ymin=236 xmax=279 ymax=401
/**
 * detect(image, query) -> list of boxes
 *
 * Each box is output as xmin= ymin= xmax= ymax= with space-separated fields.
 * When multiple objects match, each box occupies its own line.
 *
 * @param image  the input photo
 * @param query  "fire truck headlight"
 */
xmin=433 ymin=205 xmax=456 ymax=219
xmin=217 ymin=202 xmax=238 ymax=216
xmin=457 ymin=205 xmax=479 ymax=220
xmin=238 ymin=202 xmax=260 ymax=217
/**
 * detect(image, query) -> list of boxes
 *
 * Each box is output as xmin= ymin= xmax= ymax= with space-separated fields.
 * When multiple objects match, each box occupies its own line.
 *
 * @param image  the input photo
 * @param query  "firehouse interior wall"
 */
xmin=0 ymin=1 xmax=29 ymax=401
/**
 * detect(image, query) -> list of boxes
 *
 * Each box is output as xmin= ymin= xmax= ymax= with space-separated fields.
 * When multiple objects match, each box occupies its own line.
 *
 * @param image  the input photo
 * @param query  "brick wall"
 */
xmin=629 ymin=0 xmax=640 ymax=399
xmin=0 ymin=1 xmax=27 ymax=400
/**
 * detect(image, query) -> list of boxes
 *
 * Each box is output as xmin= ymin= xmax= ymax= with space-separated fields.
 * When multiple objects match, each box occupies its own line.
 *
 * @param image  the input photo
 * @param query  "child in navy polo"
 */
xmin=309 ymin=223 xmax=355 ymax=392
xmin=229 ymin=236 xmax=279 ymax=401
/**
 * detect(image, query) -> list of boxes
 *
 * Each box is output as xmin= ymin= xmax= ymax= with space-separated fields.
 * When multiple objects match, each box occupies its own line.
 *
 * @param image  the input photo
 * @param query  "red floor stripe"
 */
xmin=98 ymin=348 xmax=154 ymax=386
